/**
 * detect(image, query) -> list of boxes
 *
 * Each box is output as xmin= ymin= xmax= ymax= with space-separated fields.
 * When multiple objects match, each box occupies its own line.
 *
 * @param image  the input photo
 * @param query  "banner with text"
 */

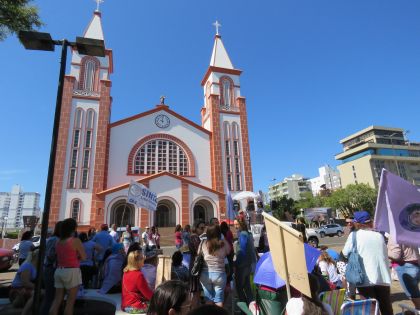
xmin=127 ymin=181 xmax=158 ymax=211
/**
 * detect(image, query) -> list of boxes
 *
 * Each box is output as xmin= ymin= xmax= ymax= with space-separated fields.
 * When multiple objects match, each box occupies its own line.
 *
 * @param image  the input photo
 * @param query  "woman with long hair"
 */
xmin=49 ymin=218 xmax=86 ymax=315
xmin=121 ymin=250 xmax=153 ymax=313
xmin=199 ymin=224 xmax=230 ymax=307
xmin=285 ymin=273 xmax=333 ymax=315
xmin=317 ymin=251 xmax=342 ymax=289
xmin=147 ymin=280 xmax=189 ymax=315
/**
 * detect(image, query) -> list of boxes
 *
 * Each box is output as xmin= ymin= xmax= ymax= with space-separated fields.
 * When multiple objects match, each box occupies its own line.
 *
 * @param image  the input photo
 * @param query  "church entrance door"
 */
xmin=155 ymin=200 xmax=176 ymax=227
xmin=111 ymin=202 xmax=135 ymax=227
xmin=193 ymin=199 xmax=215 ymax=224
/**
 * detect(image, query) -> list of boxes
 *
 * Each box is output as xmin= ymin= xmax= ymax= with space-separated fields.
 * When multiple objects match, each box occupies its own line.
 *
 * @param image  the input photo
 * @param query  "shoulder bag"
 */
xmin=345 ymin=231 xmax=366 ymax=286
xmin=191 ymin=240 xmax=205 ymax=277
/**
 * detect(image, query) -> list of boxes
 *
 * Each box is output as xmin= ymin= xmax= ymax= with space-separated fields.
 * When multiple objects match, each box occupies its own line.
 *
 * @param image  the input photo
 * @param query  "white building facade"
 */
xmin=48 ymin=11 xmax=254 ymax=230
xmin=268 ymin=174 xmax=311 ymax=201
xmin=309 ymin=165 xmax=342 ymax=196
xmin=0 ymin=185 xmax=40 ymax=229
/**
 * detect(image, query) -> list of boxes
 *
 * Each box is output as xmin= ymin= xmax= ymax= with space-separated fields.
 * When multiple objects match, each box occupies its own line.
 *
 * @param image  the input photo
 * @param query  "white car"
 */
xmin=12 ymin=235 xmax=40 ymax=252
xmin=251 ymin=221 xmax=319 ymax=248
xmin=316 ymin=224 xmax=344 ymax=237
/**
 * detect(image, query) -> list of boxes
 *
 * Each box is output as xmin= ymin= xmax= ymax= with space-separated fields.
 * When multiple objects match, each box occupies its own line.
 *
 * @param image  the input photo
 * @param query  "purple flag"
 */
xmin=374 ymin=169 xmax=420 ymax=246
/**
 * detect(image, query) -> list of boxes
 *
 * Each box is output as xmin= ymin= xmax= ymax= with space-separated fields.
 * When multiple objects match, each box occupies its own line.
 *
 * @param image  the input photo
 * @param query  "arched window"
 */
xmin=84 ymin=60 xmax=96 ymax=91
xmin=133 ymin=139 xmax=189 ymax=176
xmin=219 ymin=77 xmax=233 ymax=110
xmin=224 ymin=122 xmax=233 ymax=191
xmin=79 ymin=57 xmax=100 ymax=91
xmin=69 ymin=108 xmax=84 ymax=189
xmin=71 ymin=199 xmax=81 ymax=221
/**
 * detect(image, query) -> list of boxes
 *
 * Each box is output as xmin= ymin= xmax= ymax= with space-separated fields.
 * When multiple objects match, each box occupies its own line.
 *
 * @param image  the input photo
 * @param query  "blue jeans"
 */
xmin=200 ymin=271 xmax=227 ymax=303
xmin=395 ymin=263 xmax=420 ymax=298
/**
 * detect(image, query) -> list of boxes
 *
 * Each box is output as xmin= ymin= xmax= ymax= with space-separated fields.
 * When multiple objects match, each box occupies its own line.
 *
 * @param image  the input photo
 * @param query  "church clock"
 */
xmin=155 ymin=114 xmax=170 ymax=128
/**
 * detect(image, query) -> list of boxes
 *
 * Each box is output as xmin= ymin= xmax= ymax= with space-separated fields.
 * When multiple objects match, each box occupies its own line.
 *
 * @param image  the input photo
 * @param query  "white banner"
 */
xmin=127 ymin=181 xmax=158 ymax=211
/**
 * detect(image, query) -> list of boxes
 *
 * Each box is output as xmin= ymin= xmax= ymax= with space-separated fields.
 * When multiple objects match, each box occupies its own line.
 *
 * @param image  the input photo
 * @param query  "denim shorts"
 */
xmin=199 ymin=271 xmax=227 ymax=303
xmin=395 ymin=263 xmax=420 ymax=298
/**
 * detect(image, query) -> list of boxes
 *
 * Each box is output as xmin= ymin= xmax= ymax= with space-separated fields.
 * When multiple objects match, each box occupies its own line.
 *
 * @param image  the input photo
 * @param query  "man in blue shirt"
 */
xmin=92 ymin=224 xmax=115 ymax=263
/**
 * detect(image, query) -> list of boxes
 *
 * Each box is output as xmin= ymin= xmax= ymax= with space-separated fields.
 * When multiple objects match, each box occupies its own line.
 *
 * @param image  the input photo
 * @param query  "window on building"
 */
xmin=73 ymin=130 xmax=80 ymax=147
xmin=71 ymin=150 xmax=78 ymax=168
xmin=85 ymin=130 xmax=92 ymax=148
xmin=220 ymin=77 xmax=233 ymax=110
xmin=232 ymin=123 xmax=242 ymax=191
xmin=71 ymin=199 xmax=80 ymax=221
xmin=84 ymin=60 xmax=97 ymax=91
xmin=224 ymin=122 xmax=233 ymax=191
xmin=69 ymin=169 xmax=76 ymax=188
xmin=83 ymin=150 xmax=90 ymax=168
xmin=133 ymin=140 xmax=189 ymax=176
xmin=81 ymin=169 xmax=89 ymax=189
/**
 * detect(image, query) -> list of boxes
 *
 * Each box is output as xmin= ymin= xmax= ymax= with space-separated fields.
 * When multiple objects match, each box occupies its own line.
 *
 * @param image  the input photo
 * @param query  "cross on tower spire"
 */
xmin=213 ymin=20 xmax=221 ymax=36
xmin=94 ymin=0 xmax=104 ymax=12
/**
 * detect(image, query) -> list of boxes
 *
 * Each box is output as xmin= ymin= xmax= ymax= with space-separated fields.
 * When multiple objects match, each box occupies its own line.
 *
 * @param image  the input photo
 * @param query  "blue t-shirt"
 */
xmin=12 ymin=262 xmax=36 ymax=288
xmin=81 ymin=240 xmax=96 ymax=266
xmin=93 ymin=231 xmax=114 ymax=261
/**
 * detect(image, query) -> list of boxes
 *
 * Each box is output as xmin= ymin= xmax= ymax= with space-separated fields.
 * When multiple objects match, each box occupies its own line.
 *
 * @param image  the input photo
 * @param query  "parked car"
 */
xmin=12 ymin=235 xmax=40 ymax=253
xmin=0 ymin=248 xmax=14 ymax=271
xmin=251 ymin=221 xmax=319 ymax=248
xmin=316 ymin=224 xmax=344 ymax=237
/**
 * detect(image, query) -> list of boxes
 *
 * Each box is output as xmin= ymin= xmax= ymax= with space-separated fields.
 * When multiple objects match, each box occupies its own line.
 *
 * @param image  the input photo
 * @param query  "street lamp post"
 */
xmin=18 ymin=30 xmax=105 ymax=315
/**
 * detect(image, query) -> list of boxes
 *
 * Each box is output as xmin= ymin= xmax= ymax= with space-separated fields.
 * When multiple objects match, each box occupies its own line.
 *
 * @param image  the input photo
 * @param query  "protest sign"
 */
xmin=374 ymin=169 xmax=420 ymax=246
xmin=262 ymin=212 xmax=311 ymax=299
xmin=127 ymin=180 xmax=158 ymax=212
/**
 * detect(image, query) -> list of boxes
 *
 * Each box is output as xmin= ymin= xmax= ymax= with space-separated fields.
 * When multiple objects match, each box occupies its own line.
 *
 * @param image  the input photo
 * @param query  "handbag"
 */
xmin=345 ymin=231 xmax=366 ymax=285
xmin=191 ymin=240 xmax=204 ymax=277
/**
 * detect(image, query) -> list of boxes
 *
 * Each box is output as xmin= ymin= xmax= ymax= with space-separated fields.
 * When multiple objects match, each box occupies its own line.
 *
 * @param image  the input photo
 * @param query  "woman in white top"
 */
xmin=317 ymin=251 xmax=343 ymax=288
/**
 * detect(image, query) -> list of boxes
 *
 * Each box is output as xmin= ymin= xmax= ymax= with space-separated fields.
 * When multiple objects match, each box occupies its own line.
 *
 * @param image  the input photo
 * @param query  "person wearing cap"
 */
xmin=342 ymin=210 xmax=393 ymax=315
xmin=99 ymin=243 xmax=125 ymax=294
xmin=92 ymin=224 xmax=115 ymax=264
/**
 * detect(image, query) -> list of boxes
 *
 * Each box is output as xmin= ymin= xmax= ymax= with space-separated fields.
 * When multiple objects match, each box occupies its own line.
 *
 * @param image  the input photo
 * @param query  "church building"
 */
xmin=49 ymin=10 xmax=253 ymax=229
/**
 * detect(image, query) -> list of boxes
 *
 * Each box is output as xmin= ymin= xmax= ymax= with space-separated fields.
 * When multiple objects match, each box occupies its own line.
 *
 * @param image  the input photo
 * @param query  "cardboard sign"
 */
xmin=262 ymin=212 xmax=311 ymax=298
xmin=127 ymin=180 xmax=157 ymax=211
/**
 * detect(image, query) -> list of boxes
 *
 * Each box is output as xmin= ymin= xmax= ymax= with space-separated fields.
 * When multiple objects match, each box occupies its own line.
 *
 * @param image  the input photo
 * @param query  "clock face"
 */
xmin=155 ymin=114 xmax=170 ymax=128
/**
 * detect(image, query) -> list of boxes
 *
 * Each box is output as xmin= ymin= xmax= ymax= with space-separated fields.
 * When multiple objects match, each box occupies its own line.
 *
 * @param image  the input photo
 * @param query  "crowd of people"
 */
xmin=8 ymin=207 xmax=420 ymax=315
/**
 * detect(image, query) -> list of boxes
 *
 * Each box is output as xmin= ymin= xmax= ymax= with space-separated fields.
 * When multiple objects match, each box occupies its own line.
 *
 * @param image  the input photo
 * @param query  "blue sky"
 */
xmin=1 ymin=0 xmax=420 ymax=206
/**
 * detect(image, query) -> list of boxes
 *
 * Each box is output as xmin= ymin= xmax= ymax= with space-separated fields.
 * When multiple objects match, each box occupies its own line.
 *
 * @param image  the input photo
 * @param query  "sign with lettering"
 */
xmin=127 ymin=181 xmax=158 ymax=212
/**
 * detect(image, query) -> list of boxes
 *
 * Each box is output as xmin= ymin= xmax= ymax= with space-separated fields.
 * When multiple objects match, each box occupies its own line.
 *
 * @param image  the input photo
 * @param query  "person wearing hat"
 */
xmin=92 ymin=224 xmax=115 ymax=264
xmin=342 ymin=210 xmax=393 ymax=315
xmin=99 ymin=243 xmax=125 ymax=294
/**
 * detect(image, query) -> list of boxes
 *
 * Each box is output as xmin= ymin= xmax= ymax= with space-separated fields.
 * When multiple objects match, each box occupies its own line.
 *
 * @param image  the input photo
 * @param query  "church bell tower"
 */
xmin=49 ymin=9 xmax=113 ymax=229
xmin=201 ymin=22 xmax=253 ymax=197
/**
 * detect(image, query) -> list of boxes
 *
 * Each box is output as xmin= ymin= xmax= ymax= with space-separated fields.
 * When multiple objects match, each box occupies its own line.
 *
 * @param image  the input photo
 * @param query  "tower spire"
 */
xmin=83 ymin=7 xmax=105 ymax=41
xmin=209 ymin=21 xmax=234 ymax=69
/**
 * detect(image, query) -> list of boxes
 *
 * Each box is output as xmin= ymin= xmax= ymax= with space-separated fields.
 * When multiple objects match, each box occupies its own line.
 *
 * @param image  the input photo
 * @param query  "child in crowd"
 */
xmin=171 ymin=251 xmax=189 ymax=284
xmin=317 ymin=251 xmax=343 ymax=289
xmin=121 ymin=250 xmax=153 ymax=313
xmin=175 ymin=224 xmax=183 ymax=249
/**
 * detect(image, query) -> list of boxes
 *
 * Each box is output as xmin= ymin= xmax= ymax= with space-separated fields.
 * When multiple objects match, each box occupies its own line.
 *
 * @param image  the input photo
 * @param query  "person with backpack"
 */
xmin=342 ymin=211 xmax=392 ymax=315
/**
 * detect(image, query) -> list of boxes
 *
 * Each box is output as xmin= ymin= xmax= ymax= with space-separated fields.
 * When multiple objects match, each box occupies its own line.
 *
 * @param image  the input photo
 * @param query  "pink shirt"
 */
xmin=56 ymin=238 xmax=80 ymax=268
xmin=175 ymin=231 xmax=182 ymax=245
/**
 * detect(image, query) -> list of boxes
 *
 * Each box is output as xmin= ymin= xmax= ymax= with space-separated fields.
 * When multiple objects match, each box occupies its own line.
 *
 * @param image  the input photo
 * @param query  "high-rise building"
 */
xmin=309 ymin=165 xmax=342 ymax=196
xmin=335 ymin=126 xmax=420 ymax=188
xmin=268 ymin=174 xmax=311 ymax=201
xmin=0 ymin=185 xmax=40 ymax=229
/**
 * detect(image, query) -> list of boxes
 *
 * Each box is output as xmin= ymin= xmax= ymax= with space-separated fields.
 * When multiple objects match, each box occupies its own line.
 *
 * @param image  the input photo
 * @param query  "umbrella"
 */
xmin=233 ymin=191 xmax=258 ymax=200
xmin=253 ymin=244 xmax=321 ymax=289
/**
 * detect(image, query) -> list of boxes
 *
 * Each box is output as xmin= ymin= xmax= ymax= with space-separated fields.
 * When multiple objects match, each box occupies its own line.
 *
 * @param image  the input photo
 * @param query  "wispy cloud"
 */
xmin=0 ymin=169 xmax=27 ymax=176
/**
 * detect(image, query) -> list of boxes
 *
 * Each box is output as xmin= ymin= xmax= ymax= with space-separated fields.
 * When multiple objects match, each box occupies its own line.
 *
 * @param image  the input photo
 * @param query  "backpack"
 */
xmin=345 ymin=232 xmax=366 ymax=286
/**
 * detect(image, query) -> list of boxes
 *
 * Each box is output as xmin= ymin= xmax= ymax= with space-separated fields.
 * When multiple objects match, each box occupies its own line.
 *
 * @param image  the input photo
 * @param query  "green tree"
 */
xmin=0 ymin=0 xmax=43 ymax=41
xmin=294 ymin=191 xmax=326 ymax=211
xmin=325 ymin=183 xmax=377 ymax=218
xmin=272 ymin=196 xmax=295 ymax=220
